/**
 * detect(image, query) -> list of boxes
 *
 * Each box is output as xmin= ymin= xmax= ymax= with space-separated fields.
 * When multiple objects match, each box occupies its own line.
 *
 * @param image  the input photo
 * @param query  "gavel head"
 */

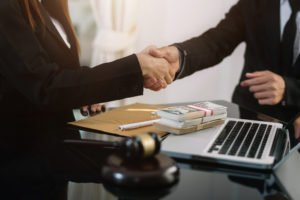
xmin=120 ymin=132 xmax=161 ymax=159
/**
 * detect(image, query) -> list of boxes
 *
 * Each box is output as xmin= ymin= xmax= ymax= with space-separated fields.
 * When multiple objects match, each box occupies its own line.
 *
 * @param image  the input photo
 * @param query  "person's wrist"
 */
xmin=136 ymin=53 xmax=147 ymax=76
xmin=171 ymin=46 xmax=181 ymax=72
xmin=172 ymin=44 xmax=187 ymax=79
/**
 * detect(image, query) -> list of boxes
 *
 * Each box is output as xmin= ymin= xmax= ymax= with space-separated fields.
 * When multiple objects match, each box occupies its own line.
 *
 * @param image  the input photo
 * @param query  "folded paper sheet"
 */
xmin=69 ymin=103 xmax=168 ymax=137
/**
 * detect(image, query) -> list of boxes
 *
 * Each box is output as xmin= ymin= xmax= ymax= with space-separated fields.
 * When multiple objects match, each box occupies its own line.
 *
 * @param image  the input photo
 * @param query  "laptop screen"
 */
xmin=274 ymin=144 xmax=300 ymax=200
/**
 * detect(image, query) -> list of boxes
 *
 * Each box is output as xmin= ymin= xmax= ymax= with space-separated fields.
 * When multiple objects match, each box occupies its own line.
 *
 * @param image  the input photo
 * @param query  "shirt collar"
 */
xmin=281 ymin=0 xmax=288 ymax=5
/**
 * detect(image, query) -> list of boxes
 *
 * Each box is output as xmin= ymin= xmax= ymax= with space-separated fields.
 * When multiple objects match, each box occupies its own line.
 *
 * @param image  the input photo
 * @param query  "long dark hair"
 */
xmin=19 ymin=0 xmax=79 ymax=52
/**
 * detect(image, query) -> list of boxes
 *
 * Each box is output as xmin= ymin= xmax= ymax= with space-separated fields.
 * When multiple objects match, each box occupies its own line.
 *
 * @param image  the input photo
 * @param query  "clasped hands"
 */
xmin=136 ymin=45 xmax=181 ymax=91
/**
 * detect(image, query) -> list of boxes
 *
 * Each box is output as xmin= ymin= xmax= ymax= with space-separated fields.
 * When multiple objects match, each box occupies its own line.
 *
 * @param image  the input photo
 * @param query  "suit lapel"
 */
xmin=37 ymin=2 xmax=77 ymax=58
xmin=42 ymin=0 xmax=79 ymax=58
xmin=38 ymin=4 xmax=64 ymax=43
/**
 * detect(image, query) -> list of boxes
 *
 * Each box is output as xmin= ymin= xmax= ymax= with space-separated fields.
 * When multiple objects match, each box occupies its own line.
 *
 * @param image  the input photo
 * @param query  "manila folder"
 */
xmin=69 ymin=103 xmax=168 ymax=138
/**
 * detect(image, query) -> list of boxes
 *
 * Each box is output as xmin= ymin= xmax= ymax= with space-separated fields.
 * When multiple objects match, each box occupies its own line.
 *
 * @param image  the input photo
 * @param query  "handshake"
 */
xmin=136 ymin=46 xmax=181 ymax=91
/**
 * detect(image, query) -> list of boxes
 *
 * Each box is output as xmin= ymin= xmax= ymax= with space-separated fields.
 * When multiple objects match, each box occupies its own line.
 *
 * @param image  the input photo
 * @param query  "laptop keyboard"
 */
xmin=208 ymin=120 xmax=272 ymax=159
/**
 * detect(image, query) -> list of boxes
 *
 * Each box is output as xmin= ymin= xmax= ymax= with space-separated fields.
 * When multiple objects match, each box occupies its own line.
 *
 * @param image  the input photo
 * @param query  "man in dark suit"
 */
xmin=148 ymin=0 xmax=300 ymax=139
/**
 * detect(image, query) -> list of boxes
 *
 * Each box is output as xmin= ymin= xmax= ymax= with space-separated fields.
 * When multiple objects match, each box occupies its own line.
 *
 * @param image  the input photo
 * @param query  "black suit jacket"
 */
xmin=0 ymin=0 xmax=143 ymax=157
xmin=177 ymin=0 xmax=299 ymax=121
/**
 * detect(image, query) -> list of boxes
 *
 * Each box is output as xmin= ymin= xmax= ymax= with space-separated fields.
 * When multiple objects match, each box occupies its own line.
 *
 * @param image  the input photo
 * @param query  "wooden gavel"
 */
xmin=64 ymin=132 xmax=161 ymax=159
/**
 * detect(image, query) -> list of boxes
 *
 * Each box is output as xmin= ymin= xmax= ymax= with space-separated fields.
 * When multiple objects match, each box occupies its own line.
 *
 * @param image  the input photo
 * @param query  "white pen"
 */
xmin=119 ymin=119 xmax=159 ymax=131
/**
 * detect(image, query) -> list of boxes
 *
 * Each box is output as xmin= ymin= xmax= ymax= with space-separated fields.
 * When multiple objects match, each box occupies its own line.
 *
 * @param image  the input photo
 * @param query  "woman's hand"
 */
xmin=80 ymin=103 xmax=106 ymax=116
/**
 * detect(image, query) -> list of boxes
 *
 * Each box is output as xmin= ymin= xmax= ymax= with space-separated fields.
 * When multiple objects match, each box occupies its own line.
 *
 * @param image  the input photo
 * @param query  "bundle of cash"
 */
xmin=154 ymin=102 xmax=227 ymax=135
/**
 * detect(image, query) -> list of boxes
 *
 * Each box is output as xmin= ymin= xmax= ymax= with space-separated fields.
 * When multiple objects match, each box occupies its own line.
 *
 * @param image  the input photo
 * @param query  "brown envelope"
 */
xmin=69 ymin=103 xmax=168 ymax=138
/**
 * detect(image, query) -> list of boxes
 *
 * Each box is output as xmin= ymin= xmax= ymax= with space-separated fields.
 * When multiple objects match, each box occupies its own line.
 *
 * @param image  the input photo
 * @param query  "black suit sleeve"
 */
xmin=176 ymin=0 xmax=245 ymax=78
xmin=0 ymin=1 xmax=143 ymax=111
xmin=283 ymin=77 xmax=300 ymax=109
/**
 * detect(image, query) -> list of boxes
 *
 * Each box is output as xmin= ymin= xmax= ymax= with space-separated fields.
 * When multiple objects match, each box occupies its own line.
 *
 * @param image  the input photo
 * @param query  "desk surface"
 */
xmin=1 ymin=100 xmax=297 ymax=200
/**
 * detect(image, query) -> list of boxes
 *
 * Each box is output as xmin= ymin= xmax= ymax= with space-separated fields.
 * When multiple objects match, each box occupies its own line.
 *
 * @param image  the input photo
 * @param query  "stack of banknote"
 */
xmin=154 ymin=102 xmax=227 ymax=135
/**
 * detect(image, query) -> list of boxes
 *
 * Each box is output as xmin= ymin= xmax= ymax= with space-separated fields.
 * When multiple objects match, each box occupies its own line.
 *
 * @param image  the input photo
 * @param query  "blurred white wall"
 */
xmin=70 ymin=0 xmax=245 ymax=104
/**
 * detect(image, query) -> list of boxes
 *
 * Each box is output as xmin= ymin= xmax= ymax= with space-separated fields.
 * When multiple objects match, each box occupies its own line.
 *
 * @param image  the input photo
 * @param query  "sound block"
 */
xmin=101 ymin=153 xmax=179 ymax=188
xmin=104 ymin=183 xmax=177 ymax=200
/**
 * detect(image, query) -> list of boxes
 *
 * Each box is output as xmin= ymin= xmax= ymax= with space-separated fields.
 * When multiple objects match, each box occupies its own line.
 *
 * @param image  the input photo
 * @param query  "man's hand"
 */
xmin=143 ymin=46 xmax=181 ymax=91
xmin=149 ymin=46 xmax=180 ymax=79
xmin=240 ymin=70 xmax=285 ymax=105
xmin=80 ymin=103 xmax=106 ymax=116
xmin=136 ymin=46 xmax=173 ymax=91
xmin=294 ymin=116 xmax=300 ymax=140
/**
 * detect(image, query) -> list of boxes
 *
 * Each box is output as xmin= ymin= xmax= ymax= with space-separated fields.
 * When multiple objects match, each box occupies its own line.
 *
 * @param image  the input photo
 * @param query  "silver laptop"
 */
xmin=161 ymin=118 xmax=290 ymax=170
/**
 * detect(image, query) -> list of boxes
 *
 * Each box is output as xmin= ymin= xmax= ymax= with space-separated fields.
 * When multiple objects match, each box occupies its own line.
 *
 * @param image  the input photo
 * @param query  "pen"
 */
xmin=119 ymin=119 xmax=159 ymax=131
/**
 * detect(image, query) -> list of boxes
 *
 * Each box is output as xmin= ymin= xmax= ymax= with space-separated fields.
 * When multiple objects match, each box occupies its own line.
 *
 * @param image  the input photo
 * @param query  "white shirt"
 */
xmin=280 ymin=0 xmax=300 ymax=62
xmin=50 ymin=17 xmax=71 ymax=49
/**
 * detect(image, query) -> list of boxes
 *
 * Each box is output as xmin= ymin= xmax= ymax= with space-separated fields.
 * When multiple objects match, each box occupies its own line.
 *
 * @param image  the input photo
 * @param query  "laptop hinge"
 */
xmin=270 ymin=128 xmax=289 ymax=163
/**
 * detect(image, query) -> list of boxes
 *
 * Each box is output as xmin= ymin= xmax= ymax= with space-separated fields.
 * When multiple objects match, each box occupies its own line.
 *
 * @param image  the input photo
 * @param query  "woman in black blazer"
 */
xmin=0 ymin=1 xmax=171 ymax=161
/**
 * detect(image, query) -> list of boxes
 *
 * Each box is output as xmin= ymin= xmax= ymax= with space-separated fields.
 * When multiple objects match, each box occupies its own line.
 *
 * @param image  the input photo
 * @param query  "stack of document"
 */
xmin=154 ymin=102 xmax=227 ymax=135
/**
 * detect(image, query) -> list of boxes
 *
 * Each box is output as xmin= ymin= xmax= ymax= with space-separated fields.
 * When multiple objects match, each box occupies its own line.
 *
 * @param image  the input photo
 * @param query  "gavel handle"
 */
xmin=64 ymin=139 xmax=120 ymax=149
